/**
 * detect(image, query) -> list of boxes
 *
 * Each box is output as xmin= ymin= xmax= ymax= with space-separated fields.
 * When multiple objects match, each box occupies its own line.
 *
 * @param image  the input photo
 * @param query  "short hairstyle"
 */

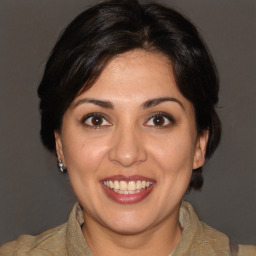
xmin=38 ymin=0 xmax=221 ymax=190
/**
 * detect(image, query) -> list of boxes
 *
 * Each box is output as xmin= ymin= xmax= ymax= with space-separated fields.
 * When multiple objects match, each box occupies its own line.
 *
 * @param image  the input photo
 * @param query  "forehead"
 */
xmin=74 ymin=50 xmax=193 ymax=113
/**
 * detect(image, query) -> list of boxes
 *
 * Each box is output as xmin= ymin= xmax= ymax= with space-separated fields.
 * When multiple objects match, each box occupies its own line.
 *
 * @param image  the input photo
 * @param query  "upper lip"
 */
xmin=101 ymin=175 xmax=155 ymax=182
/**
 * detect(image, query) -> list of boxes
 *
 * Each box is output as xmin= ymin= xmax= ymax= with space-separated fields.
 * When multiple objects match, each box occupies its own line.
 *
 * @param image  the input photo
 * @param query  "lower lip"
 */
xmin=101 ymin=183 xmax=154 ymax=204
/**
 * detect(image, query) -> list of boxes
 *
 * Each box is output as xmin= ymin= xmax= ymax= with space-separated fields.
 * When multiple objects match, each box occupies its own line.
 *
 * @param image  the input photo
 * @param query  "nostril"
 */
xmin=108 ymin=141 xmax=147 ymax=167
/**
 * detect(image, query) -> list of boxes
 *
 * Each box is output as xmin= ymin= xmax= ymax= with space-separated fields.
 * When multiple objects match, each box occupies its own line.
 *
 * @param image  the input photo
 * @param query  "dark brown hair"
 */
xmin=38 ymin=0 xmax=221 ymax=190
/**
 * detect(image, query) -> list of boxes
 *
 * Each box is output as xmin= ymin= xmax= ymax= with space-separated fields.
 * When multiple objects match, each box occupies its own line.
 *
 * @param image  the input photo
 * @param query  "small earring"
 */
xmin=58 ymin=160 xmax=65 ymax=173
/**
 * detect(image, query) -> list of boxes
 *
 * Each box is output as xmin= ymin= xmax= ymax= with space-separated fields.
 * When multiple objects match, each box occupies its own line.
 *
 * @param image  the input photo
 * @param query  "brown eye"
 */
xmin=152 ymin=116 xmax=165 ymax=126
xmin=91 ymin=116 xmax=103 ymax=126
xmin=83 ymin=113 xmax=111 ymax=127
xmin=145 ymin=113 xmax=174 ymax=127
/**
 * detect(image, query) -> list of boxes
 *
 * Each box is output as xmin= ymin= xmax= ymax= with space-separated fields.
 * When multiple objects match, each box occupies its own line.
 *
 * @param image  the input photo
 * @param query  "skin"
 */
xmin=55 ymin=50 xmax=208 ymax=256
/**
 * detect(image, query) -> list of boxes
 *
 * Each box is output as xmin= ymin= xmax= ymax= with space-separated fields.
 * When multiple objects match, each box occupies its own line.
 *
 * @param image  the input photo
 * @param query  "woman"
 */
xmin=0 ymin=0 xmax=255 ymax=255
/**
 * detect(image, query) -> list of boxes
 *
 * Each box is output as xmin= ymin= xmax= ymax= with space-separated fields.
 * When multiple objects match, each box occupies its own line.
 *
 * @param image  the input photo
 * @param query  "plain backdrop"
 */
xmin=1 ymin=0 xmax=255 ymax=246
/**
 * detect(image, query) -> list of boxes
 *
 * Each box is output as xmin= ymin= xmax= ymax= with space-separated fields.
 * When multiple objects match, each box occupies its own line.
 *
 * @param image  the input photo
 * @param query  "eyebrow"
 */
xmin=143 ymin=97 xmax=185 ymax=110
xmin=73 ymin=96 xmax=184 ymax=110
xmin=73 ymin=98 xmax=114 ymax=109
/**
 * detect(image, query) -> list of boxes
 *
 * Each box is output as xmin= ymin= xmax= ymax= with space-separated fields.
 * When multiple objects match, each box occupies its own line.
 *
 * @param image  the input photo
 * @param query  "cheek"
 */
xmin=148 ymin=132 xmax=196 ymax=174
xmin=62 ymin=130 xmax=110 ymax=177
xmin=62 ymin=133 xmax=111 ymax=208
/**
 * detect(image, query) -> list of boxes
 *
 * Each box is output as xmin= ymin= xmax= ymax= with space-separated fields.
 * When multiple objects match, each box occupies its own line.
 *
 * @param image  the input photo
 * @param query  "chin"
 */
xmin=102 ymin=211 xmax=154 ymax=235
xmin=108 ymin=221 xmax=150 ymax=235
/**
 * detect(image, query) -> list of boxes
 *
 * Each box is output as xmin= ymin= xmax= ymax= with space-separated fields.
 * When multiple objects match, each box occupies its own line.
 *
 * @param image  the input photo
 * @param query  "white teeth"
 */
xmin=114 ymin=180 xmax=119 ymax=190
xmin=136 ymin=180 xmax=142 ymax=189
xmin=120 ymin=181 xmax=127 ymax=191
xmin=103 ymin=180 xmax=153 ymax=194
xmin=128 ymin=181 xmax=136 ymax=191
xmin=109 ymin=180 xmax=114 ymax=189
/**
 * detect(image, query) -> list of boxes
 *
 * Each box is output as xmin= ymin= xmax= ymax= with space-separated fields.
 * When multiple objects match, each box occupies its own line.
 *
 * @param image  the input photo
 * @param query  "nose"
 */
xmin=108 ymin=126 xmax=147 ymax=167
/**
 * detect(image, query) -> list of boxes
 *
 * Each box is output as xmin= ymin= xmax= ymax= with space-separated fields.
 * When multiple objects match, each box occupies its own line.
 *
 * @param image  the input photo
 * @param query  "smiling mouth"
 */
xmin=102 ymin=180 xmax=153 ymax=194
xmin=101 ymin=177 xmax=155 ymax=204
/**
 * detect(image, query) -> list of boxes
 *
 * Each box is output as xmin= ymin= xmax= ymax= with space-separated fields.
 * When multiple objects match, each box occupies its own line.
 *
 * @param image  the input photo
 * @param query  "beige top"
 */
xmin=0 ymin=201 xmax=255 ymax=256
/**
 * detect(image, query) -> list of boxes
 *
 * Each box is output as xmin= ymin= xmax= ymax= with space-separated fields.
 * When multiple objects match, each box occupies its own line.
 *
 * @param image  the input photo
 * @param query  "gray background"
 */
xmin=1 ymin=0 xmax=255 ymax=246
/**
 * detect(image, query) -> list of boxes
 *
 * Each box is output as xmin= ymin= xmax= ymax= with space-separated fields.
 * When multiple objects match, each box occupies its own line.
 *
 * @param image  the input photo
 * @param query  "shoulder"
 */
xmin=175 ymin=202 xmax=231 ymax=255
xmin=198 ymin=215 xmax=256 ymax=255
xmin=179 ymin=202 xmax=256 ymax=255
xmin=237 ymin=244 xmax=256 ymax=256
xmin=197 ymin=221 xmax=232 ymax=254
xmin=199 ymin=217 xmax=256 ymax=255
xmin=0 ymin=223 xmax=68 ymax=256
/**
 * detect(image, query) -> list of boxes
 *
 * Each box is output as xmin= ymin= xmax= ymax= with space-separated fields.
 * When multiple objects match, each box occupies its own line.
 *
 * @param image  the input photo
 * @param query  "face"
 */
xmin=55 ymin=50 xmax=208 ymax=235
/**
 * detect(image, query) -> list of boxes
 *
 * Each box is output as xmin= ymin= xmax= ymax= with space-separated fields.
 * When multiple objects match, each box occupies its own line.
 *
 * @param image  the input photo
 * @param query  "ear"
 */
xmin=193 ymin=130 xmax=209 ymax=169
xmin=54 ymin=131 xmax=66 ymax=165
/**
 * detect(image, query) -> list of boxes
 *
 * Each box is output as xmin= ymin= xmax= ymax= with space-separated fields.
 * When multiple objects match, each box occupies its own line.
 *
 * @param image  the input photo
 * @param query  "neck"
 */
xmin=82 ymin=210 xmax=182 ymax=256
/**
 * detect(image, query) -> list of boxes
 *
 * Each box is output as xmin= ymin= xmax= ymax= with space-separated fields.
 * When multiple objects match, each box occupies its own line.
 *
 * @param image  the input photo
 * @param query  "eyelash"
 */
xmin=145 ymin=112 xmax=175 ymax=128
xmin=81 ymin=112 xmax=175 ymax=129
xmin=81 ymin=113 xmax=111 ymax=129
